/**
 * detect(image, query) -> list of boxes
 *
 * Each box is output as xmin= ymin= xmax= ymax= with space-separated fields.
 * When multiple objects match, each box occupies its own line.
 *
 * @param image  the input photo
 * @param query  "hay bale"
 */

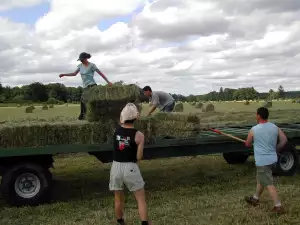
xmin=195 ymin=102 xmax=203 ymax=109
xmin=17 ymin=104 xmax=22 ymax=108
xmin=244 ymin=100 xmax=250 ymax=105
xmin=152 ymin=112 xmax=200 ymax=123
xmin=86 ymin=84 xmax=142 ymax=122
xmin=174 ymin=102 xmax=184 ymax=112
xmin=0 ymin=117 xmax=200 ymax=148
xmin=49 ymin=104 xmax=54 ymax=108
xmin=202 ymin=103 xmax=215 ymax=112
xmin=25 ymin=106 xmax=34 ymax=113
xmin=263 ymin=101 xmax=272 ymax=108
xmin=42 ymin=105 xmax=48 ymax=110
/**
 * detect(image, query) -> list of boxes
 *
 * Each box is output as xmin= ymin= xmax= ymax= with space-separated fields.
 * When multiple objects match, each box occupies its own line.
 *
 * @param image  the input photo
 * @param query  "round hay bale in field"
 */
xmin=49 ymin=104 xmax=54 ymax=108
xmin=174 ymin=102 xmax=184 ymax=112
xmin=42 ymin=105 xmax=48 ymax=110
xmin=25 ymin=106 xmax=34 ymax=113
xmin=263 ymin=101 xmax=272 ymax=108
xmin=195 ymin=102 xmax=203 ymax=109
xmin=244 ymin=100 xmax=250 ymax=105
xmin=202 ymin=103 xmax=215 ymax=112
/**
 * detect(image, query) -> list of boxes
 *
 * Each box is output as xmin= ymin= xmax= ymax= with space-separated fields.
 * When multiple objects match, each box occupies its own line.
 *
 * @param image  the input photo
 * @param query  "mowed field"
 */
xmin=0 ymin=101 xmax=300 ymax=225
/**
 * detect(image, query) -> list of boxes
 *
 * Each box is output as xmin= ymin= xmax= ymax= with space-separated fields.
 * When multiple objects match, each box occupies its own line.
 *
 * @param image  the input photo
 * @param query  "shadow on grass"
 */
xmin=48 ymin=157 xmax=258 ymax=204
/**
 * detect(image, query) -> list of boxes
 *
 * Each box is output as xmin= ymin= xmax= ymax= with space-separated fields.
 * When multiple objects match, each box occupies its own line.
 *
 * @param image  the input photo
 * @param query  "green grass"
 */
xmin=0 ymin=155 xmax=299 ymax=225
xmin=1 ymin=101 xmax=300 ymax=224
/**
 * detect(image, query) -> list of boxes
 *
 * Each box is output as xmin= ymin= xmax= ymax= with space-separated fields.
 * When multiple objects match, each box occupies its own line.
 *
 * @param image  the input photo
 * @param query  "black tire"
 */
xmin=1 ymin=163 xmax=53 ymax=206
xmin=223 ymin=152 xmax=250 ymax=164
xmin=274 ymin=142 xmax=299 ymax=176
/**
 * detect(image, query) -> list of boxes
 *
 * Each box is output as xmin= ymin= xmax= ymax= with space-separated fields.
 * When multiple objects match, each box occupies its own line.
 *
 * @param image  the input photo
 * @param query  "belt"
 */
xmin=86 ymin=84 xmax=97 ymax=88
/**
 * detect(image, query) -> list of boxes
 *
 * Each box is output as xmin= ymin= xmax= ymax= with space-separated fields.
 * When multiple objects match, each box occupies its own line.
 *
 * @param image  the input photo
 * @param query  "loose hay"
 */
xmin=202 ymin=103 xmax=215 ymax=112
xmin=174 ymin=102 xmax=184 ymax=112
xmin=244 ymin=100 xmax=250 ymax=105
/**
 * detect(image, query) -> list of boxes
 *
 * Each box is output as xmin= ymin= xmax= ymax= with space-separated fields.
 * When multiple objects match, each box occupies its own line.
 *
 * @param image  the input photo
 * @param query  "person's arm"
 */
xmin=92 ymin=64 xmax=112 ymax=85
xmin=277 ymin=128 xmax=288 ymax=152
xmin=245 ymin=129 xmax=254 ymax=148
xmin=135 ymin=131 xmax=145 ymax=162
xmin=147 ymin=94 xmax=158 ymax=116
xmin=59 ymin=68 xmax=79 ymax=78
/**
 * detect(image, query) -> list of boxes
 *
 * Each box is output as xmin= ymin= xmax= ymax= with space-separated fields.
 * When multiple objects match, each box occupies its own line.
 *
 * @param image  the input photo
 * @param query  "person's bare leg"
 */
xmin=133 ymin=188 xmax=149 ymax=223
xmin=267 ymin=185 xmax=281 ymax=206
xmin=254 ymin=182 xmax=264 ymax=199
xmin=114 ymin=191 xmax=125 ymax=221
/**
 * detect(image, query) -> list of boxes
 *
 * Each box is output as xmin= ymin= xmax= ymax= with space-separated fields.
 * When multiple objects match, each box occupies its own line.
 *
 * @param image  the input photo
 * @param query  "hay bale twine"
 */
xmin=42 ymin=105 xmax=48 ymax=110
xmin=263 ymin=101 xmax=272 ymax=108
xmin=244 ymin=100 xmax=250 ymax=105
xmin=202 ymin=103 xmax=215 ymax=112
xmin=49 ymin=104 xmax=54 ymax=108
xmin=174 ymin=102 xmax=184 ymax=112
xmin=195 ymin=102 xmax=203 ymax=109
xmin=25 ymin=106 xmax=34 ymax=113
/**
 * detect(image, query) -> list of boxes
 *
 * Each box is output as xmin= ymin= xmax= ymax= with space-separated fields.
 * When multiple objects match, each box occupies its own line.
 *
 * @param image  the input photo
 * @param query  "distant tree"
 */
xmin=278 ymin=85 xmax=285 ymax=99
xmin=219 ymin=87 xmax=224 ymax=101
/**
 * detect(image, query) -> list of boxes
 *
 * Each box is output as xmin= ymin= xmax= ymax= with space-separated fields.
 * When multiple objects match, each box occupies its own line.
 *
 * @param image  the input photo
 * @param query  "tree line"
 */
xmin=0 ymin=82 xmax=296 ymax=104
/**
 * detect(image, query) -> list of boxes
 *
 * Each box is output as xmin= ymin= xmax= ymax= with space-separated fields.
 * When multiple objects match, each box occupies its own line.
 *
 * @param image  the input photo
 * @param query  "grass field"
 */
xmin=0 ymin=101 xmax=300 ymax=225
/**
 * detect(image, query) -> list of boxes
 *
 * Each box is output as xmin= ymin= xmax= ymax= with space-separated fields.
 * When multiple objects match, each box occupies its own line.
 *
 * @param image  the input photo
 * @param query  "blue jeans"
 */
xmin=161 ymin=101 xmax=175 ymax=112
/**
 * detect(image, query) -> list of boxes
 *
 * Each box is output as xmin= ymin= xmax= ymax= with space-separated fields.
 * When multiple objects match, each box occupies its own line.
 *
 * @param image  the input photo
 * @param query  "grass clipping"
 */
xmin=86 ymin=84 xmax=142 ymax=122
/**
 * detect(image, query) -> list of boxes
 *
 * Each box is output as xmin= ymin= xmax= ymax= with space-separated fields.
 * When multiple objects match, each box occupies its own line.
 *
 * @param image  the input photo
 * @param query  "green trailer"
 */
xmin=0 ymin=123 xmax=299 ymax=206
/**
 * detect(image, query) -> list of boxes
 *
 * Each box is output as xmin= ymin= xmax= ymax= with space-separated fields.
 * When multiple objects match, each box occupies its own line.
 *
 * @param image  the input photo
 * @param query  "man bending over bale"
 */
xmin=109 ymin=103 xmax=151 ymax=225
xmin=142 ymin=85 xmax=175 ymax=116
xmin=59 ymin=52 xmax=112 ymax=120
xmin=244 ymin=107 xmax=287 ymax=213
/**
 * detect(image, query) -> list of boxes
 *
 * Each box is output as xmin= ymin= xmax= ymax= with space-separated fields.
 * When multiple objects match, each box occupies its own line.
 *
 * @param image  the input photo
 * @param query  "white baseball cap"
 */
xmin=120 ymin=103 xmax=139 ymax=123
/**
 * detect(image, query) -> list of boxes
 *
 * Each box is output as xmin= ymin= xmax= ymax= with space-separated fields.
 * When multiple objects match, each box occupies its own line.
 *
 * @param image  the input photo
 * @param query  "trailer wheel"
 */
xmin=223 ymin=152 xmax=249 ymax=164
xmin=274 ymin=143 xmax=299 ymax=176
xmin=1 ymin=163 xmax=53 ymax=206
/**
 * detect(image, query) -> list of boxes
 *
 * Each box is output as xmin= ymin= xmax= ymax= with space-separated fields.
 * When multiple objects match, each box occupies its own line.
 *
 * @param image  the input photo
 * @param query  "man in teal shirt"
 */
xmin=245 ymin=107 xmax=287 ymax=213
xmin=59 ymin=52 xmax=112 ymax=120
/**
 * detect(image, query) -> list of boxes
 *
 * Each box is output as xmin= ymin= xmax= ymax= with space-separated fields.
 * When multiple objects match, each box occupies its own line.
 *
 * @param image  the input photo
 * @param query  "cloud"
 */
xmin=0 ymin=0 xmax=45 ymax=11
xmin=0 ymin=0 xmax=300 ymax=95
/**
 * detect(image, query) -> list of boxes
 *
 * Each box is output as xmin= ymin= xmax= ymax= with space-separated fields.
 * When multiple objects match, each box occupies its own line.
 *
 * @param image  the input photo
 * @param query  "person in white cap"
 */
xmin=109 ymin=103 xmax=151 ymax=225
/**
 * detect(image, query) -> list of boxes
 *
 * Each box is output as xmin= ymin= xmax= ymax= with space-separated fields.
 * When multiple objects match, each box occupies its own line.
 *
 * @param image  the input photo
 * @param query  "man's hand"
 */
xmin=108 ymin=82 xmax=113 ymax=86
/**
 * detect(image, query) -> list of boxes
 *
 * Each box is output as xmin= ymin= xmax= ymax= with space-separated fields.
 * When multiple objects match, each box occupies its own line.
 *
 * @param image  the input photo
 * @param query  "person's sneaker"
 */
xmin=271 ymin=206 xmax=285 ymax=214
xmin=244 ymin=196 xmax=259 ymax=206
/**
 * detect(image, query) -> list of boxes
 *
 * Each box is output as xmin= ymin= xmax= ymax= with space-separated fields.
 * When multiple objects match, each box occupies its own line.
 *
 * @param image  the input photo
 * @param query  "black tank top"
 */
xmin=113 ymin=125 xmax=138 ymax=163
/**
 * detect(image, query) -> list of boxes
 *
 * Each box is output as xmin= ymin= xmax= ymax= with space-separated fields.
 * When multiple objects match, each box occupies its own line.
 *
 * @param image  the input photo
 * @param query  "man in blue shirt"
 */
xmin=245 ymin=107 xmax=287 ymax=213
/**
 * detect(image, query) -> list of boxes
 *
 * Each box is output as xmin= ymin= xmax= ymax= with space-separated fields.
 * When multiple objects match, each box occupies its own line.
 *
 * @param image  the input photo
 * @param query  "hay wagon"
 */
xmin=0 ymin=122 xmax=299 ymax=207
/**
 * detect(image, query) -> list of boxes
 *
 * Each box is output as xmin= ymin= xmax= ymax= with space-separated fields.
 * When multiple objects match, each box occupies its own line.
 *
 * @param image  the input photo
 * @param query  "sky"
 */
xmin=0 ymin=0 xmax=300 ymax=95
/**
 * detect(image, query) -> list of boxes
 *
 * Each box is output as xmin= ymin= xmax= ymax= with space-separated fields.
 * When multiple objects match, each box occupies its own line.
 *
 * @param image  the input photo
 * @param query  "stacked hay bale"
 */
xmin=49 ymin=104 xmax=54 ymax=108
xmin=0 ymin=85 xmax=201 ymax=148
xmin=174 ymin=102 xmax=184 ymax=112
xmin=85 ymin=84 xmax=142 ymax=122
xmin=202 ymin=103 xmax=215 ymax=112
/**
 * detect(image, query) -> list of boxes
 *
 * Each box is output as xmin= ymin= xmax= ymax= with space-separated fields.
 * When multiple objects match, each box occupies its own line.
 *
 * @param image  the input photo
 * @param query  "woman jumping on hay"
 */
xmin=59 ymin=52 xmax=112 ymax=120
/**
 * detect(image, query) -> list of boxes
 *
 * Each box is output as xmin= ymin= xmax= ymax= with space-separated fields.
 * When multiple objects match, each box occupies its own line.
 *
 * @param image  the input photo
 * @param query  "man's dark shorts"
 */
xmin=256 ymin=163 xmax=276 ymax=186
xmin=161 ymin=101 xmax=175 ymax=112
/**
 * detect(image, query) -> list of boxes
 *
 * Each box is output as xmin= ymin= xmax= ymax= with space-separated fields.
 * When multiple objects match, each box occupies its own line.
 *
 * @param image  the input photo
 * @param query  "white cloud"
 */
xmin=0 ymin=0 xmax=45 ymax=11
xmin=0 ymin=0 xmax=300 ymax=95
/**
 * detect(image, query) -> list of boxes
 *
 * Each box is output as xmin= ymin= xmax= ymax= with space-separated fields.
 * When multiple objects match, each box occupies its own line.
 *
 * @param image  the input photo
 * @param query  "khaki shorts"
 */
xmin=256 ymin=163 xmax=276 ymax=187
xmin=109 ymin=161 xmax=145 ymax=192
